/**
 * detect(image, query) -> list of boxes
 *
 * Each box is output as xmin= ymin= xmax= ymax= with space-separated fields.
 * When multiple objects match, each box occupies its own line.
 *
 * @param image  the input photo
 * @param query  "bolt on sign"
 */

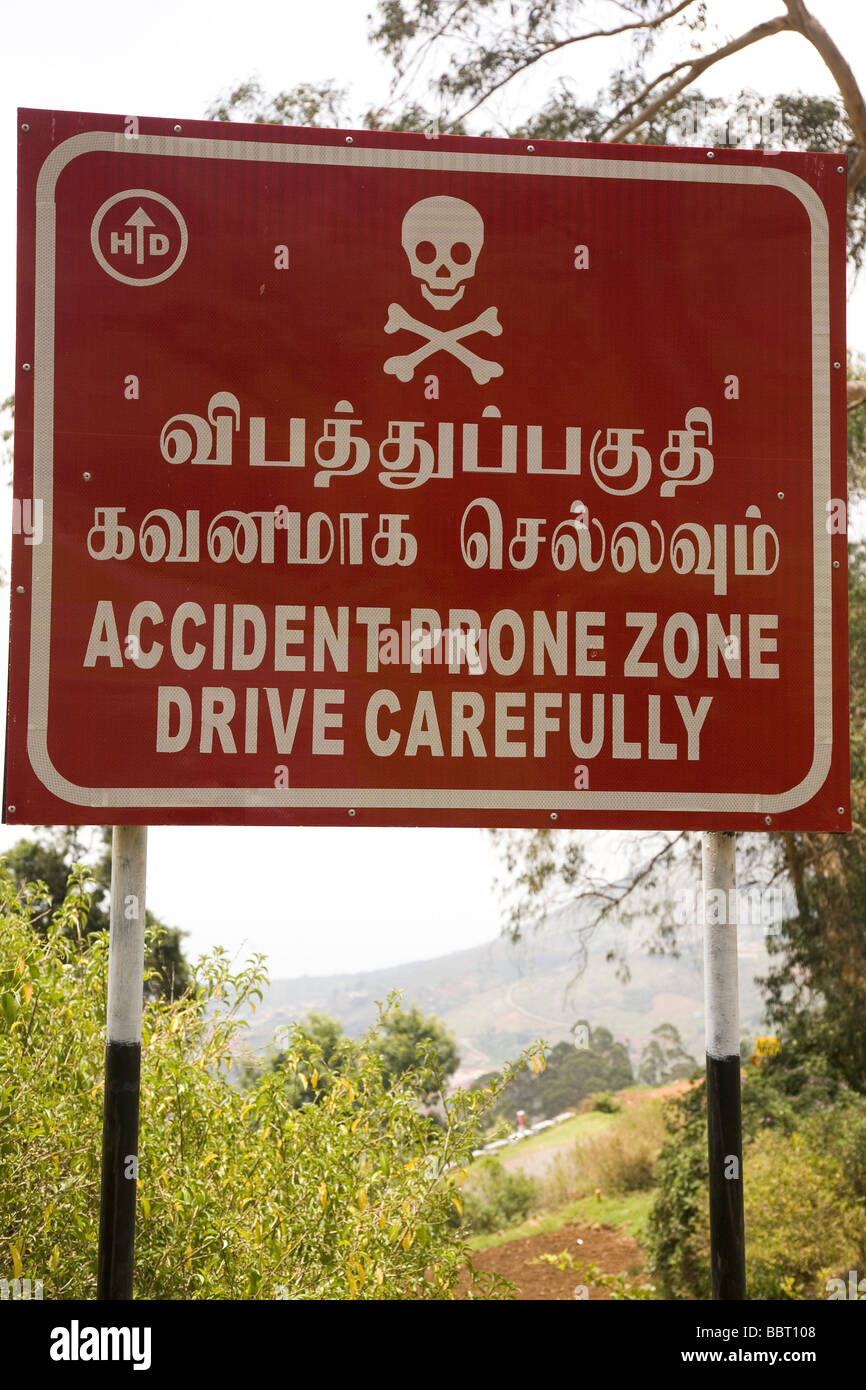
xmin=5 ymin=108 xmax=850 ymax=829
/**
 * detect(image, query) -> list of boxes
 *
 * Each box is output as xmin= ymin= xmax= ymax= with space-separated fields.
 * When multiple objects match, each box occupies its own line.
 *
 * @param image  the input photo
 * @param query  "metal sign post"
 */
xmin=702 ymin=829 xmax=746 ymax=1300
xmin=97 ymin=825 xmax=148 ymax=1301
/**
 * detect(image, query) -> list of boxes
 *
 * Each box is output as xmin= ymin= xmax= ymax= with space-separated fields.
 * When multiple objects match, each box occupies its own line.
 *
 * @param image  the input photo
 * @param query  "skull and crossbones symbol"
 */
xmin=383 ymin=196 xmax=503 ymax=384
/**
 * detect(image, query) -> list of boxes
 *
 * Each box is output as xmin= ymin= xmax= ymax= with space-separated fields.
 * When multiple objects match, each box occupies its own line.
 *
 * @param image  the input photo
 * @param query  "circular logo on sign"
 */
xmin=90 ymin=189 xmax=188 ymax=286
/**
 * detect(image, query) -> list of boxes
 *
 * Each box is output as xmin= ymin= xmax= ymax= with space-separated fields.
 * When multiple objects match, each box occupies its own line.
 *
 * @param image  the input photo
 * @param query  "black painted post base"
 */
xmin=706 ymin=1050 xmax=746 ymax=1300
xmin=97 ymin=1040 xmax=141 ymax=1301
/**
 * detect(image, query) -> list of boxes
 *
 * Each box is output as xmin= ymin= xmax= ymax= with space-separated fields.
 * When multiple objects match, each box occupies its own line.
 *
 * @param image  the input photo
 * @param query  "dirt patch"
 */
xmin=616 ymin=1079 xmax=693 ymax=1108
xmin=463 ymin=1221 xmax=645 ymax=1301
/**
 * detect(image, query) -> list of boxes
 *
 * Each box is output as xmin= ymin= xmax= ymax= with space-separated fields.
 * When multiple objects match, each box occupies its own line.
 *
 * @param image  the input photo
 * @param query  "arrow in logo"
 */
xmin=125 ymin=206 xmax=155 ymax=265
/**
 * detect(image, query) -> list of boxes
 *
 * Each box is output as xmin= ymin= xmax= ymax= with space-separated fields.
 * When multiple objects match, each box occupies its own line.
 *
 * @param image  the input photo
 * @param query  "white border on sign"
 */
xmin=26 ymin=131 xmax=834 ymax=813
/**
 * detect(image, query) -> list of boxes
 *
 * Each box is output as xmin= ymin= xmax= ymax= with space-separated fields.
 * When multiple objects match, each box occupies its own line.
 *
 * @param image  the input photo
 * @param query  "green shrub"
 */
xmin=481 ymin=1115 xmax=516 ymax=1143
xmin=590 ymin=1091 xmax=620 ymax=1114
xmin=646 ymin=1070 xmax=866 ymax=1300
xmin=461 ymin=1157 xmax=537 ymax=1233
xmin=822 ymin=1097 xmax=866 ymax=1199
xmin=0 ymin=863 xmax=535 ymax=1300
xmin=644 ymin=1082 xmax=712 ymax=1300
xmin=534 ymin=1250 xmax=656 ymax=1299
xmin=742 ymin=1127 xmax=866 ymax=1300
xmin=585 ymin=1127 xmax=657 ymax=1192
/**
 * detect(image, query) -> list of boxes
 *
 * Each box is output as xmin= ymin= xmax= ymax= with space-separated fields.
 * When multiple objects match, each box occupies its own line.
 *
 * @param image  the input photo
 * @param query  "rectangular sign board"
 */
xmin=5 ymin=107 xmax=850 ymax=828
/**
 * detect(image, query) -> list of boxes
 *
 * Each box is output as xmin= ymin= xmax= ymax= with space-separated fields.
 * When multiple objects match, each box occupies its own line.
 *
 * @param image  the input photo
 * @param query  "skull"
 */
xmin=401 ymin=196 xmax=484 ymax=310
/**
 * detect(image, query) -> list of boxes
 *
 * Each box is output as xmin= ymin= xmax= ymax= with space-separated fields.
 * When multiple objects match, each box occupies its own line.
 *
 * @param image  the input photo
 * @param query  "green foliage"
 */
xmin=823 ymin=1094 xmax=866 ymax=1200
xmin=376 ymin=1001 xmax=459 ymax=1097
xmin=637 ymin=1023 xmax=698 ymax=1087
xmin=848 ymin=351 xmax=866 ymax=499
xmin=740 ymin=1058 xmax=850 ymax=1132
xmin=206 ymin=78 xmax=349 ymax=127
xmin=480 ymin=1114 xmax=515 ymax=1143
xmin=742 ymin=1129 xmax=866 ymax=1300
xmin=242 ymin=1010 xmax=350 ymax=1108
xmin=3 ymin=829 xmax=191 ymax=1003
xmin=0 ymin=866 xmax=534 ymax=1299
xmin=534 ymin=1250 xmax=655 ymax=1300
xmin=644 ymin=1079 xmax=713 ymax=1301
xmin=646 ymin=1065 xmax=866 ymax=1299
xmin=285 ymin=1009 xmax=345 ymax=1067
xmin=247 ymin=1001 xmax=459 ymax=1109
xmin=461 ymin=1157 xmax=537 ymax=1234
xmin=475 ymin=1024 xmax=633 ymax=1124
xmin=589 ymin=1090 xmax=619 ymax=1114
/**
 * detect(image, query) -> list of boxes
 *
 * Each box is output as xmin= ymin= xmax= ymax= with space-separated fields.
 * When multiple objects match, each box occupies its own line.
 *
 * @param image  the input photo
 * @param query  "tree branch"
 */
xmin=783 ymin=0 xmax=866 ymax=197
xmin=449 ymin=0 xmax=699 ymax=129
xmin=564 ymin=829 xmax=690 ymax=926
xmin=389 ymin=0 xmax=472 ymax=105
xmin=848 ymin=148 xmax=866 ymax=196
xmin=779 ymin=830 xmax=810 ymax=920
xmin=847 ymin=380 xmax=866 ymax=411
xmin=606 ymin=15 xmax=794 ymax=143
xmin=597 ymin=55 xmax=700 ymax=139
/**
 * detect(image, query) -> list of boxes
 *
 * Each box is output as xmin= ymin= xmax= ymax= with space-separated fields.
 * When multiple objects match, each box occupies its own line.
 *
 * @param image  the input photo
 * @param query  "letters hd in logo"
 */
xmin=91 ymin=188 xmax=187 ymax=286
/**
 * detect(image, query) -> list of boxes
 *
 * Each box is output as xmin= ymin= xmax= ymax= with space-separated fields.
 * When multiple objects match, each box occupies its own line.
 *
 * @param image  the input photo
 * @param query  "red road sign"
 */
xmin=5 ymin=108 xmax=849 ymax=829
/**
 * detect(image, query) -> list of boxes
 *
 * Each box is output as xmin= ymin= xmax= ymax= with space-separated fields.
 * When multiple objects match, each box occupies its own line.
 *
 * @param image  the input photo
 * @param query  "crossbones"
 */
xmin=383 ymin=302 xmax=503 ymax=384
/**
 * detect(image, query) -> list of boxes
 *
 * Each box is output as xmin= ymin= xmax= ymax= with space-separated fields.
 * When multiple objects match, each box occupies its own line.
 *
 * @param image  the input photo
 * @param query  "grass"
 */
xmin=468 ymin=1189 xmax=655 ymax=1251
xmin=538 ymin=1098 xmax=667 ymax=1205
xmin=497 ymin=1109 xmax=616 ymax=1161
xmin=467 ymin=1091 xmax=671 ymax=1255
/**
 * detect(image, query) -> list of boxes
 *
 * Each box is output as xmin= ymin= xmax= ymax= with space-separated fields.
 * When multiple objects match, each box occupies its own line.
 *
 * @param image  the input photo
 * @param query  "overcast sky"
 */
xmin=0 ymin=1 xmax=862 ymax=980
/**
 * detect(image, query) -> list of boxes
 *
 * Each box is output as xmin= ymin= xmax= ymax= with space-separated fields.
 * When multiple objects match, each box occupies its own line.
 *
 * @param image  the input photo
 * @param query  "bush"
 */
xmin=461 ymin=1158 xmax=537 ymax=1234
xmin=534 ymin=1250 xmax=656 ymax=1299
xmin=645 ymin=1068 xmax=866 ymax=1300
xmin=589 ymin=1091 xmax=620 ymax=1113
xmin=584 ymin=1128 xmax=657 ymax=1192
xmin=0 ymin=863 xmax=536 ymax=1299
xmin=480 ymin=1115 xmax=515 ymax=1143
xmin=742 ymin=1128 xmax=866 ymax=1299
xmin=823 ymin=1096 xmax=866 ymax=1200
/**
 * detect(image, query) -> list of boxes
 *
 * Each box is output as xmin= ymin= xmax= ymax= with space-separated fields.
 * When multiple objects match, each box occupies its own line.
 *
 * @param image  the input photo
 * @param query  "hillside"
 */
xmin=241 ymin=905 xmax=771 ymax=1083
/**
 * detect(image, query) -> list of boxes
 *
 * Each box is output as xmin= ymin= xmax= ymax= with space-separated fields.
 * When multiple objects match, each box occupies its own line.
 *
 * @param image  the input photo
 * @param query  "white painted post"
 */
xmin=97 ymin=825 xmax=148 ymax=1300
xmin=702 ymin=829 xmax=746 ymax=1300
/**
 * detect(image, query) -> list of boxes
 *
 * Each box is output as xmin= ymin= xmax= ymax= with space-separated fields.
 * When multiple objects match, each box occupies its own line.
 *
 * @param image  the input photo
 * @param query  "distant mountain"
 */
xmin=240 ymin=904 xmax=772 ymax=1084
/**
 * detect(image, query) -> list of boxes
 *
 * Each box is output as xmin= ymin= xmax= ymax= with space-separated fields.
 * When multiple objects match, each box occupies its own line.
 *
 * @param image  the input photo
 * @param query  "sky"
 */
xmin=0 ymin=0 xmax=863 ymax=981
